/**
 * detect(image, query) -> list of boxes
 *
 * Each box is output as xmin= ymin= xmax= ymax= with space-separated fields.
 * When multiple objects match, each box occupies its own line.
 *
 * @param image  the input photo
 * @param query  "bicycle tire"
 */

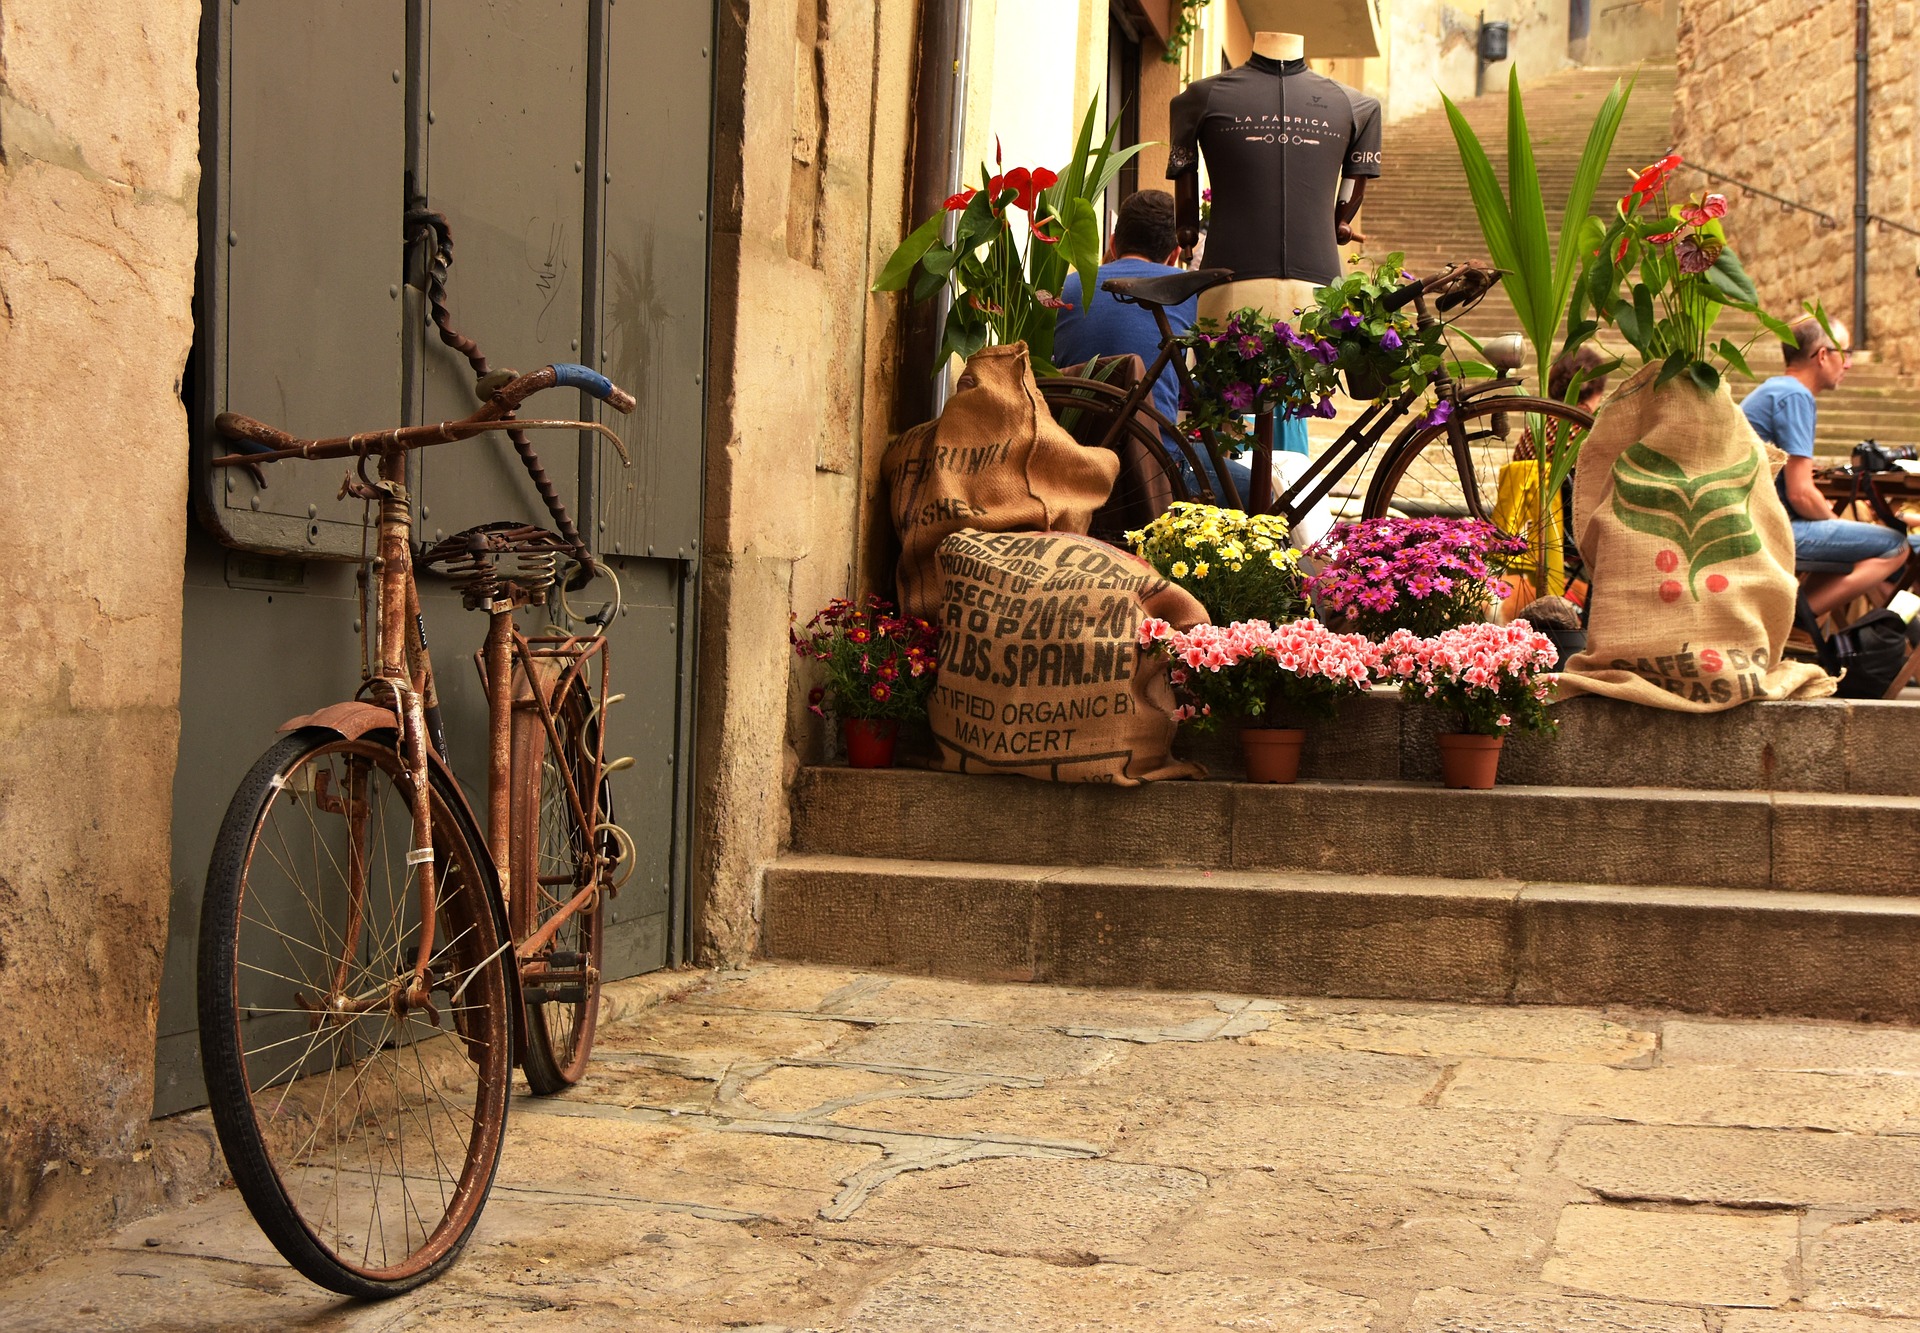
xmin=198 ymin=729 xmax=514 ymax=1298
xmin=1363 ymin=394 xmax=1594 ymax=531
xmin=512 ymin=673 xmax=607 ymax=1094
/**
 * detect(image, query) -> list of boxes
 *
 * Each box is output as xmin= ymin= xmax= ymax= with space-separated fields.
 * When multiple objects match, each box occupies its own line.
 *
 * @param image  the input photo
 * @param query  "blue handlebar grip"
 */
xmin=550 ymin=363 xmax=616 ymax=400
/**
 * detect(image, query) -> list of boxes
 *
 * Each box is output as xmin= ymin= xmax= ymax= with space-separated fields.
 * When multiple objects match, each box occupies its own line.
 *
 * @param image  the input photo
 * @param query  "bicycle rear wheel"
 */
xmin=1363 ymin=394 xmax=1593 ymax=531
xmin=198 ymin=730 xmax=514 ymax=1298
xmin=512 ymin=672 xmax=606 ymax=1093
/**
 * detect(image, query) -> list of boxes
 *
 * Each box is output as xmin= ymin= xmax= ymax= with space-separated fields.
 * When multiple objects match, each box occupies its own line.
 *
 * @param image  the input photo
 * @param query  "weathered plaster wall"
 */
xmin=696 ymin=0 xmax=917 ymax=964
xmin=1675 ymin=0 xmax=1920 ymax=371
xmin=1381 ymin=0 xmax=1572 ymax=124
xmin=0 ymin=3 xmax=199 ymax=1271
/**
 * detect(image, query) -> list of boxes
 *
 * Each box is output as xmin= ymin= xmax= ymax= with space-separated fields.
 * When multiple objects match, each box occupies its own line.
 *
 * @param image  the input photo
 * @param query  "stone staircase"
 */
xmin=763 ymin=696 xmax=1920 ymax=1022
xmin=1347 ymin=62 xmax=1920 ymax=458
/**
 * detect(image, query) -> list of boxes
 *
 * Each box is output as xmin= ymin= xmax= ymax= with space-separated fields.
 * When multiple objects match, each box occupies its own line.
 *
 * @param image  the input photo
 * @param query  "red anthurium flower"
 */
xmin=1613 ymin=233 xmax=1631 ymax=263
xmin=943 ymin=187 xmax=977 ymax=211
xmin=1622 ymin=152 xmax=1683 ymax=210
xmin=1034 ymin=290 xmax=1074 ymax=309
xmin=1647 ymin=230 xmax=1677 ymax=245
xmin=1679 ymin=192 xmax=1728 ymax=226
xmin=1001 ymin=167 xmax=1032 ymax=210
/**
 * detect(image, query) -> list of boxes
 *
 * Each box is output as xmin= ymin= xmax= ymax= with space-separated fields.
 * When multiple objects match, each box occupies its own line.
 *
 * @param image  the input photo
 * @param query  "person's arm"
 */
xmin=1782 ymin=455 xmax=1838 ymax=522
xmin=1771 ymin=389 xmax=1832 ymax=520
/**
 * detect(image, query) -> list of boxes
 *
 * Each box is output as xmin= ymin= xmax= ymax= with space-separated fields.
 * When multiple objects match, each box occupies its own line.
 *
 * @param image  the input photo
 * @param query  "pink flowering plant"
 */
xmin=1136 ymin=617 xmax=1383 ymax=732
xmin=1306 ymin=517 xmax=1526 ymax=639
xmin=1381 ymin=621 xmax=1560 ymax=737
xmin=790 ymin=594 xmax=940 ymax=722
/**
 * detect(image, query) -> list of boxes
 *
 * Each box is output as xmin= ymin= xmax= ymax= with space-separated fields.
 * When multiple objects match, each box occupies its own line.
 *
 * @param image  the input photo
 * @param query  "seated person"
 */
xmin=1741 ymin=316 xmax=1914 ymax=618
xmin=1054 ymin=189 xmax=1254 ymax=505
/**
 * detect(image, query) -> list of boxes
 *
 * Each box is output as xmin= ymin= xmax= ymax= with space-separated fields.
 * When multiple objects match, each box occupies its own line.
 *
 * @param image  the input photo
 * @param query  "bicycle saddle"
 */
xmin=1103 ymin=268 xmax=1236 ymax=308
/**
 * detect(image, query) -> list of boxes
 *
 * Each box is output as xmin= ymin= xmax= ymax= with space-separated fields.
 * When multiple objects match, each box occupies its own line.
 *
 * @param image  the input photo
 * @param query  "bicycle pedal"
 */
xmin=524 ymin=985 xmax=587 ymax=1005
xmin=545 ymin=951 xmax=584 ymax=968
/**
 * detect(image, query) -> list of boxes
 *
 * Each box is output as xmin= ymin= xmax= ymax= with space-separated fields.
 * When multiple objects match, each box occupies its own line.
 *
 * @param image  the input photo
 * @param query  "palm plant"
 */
xmin=1442 ymin=69 xmax=1635 ymax=595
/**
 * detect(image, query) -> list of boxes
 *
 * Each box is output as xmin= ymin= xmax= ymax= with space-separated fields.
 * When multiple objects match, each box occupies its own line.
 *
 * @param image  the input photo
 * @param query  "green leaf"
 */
xmin=1063 ymin=195 xmax=1102 ymax=309
xmin=1717 ymin=338 xmax=1755 ymax=379
xmin=1704 ymin=247 xmax=1759 ymax=306
xmin=1755 ymin=309 xmax=1797 ymax=342
xmin=1447 ymin=359 xmax=1496 ymax=379
xmin=1505 ymin=68 xmax=1556 ymax=358
xmin=1610 ymin=440 xmax=1765 ymax=597
xmin=1442 ymin=90 xmax=1529 ymax=332
xmin=872 ymin=209 xmax=945 ymax=292
xmin=1689 ymin=361 xmax=1721 ymax=394
xmin=1654 ymin=350 xmax=1692 ymax=390
xmin=1614 ymin=298 xmax=1646 ymax=350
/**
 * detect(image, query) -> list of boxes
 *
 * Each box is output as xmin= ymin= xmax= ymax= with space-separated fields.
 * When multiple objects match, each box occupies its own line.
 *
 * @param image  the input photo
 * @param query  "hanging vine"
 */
xmin=1161 ymin=0 xmax=1210 ymax=65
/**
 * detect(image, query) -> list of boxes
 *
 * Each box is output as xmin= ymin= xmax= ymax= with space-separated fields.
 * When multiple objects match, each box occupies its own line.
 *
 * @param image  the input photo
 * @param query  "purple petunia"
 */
xmin=1380 ymin=327 xmax=1402 ymax=351
xmin=1310 ymin=340 xmax=1339 ymax=365
xmin=1221 ymin=381 xmax=1256 ymax=412
xmin=1239 ymin=334 xmax=1266 ymax=358
xmin=1420 ymin=399 xmax=1454 ymax=429
xmin=1315 ymin=396 xmax=1338 ymax=418
xmin=1330 ymin=311 xmax=1363 ymax=334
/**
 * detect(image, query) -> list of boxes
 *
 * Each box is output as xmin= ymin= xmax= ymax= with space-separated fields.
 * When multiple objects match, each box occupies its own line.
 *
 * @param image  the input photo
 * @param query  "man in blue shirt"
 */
xmin=1741 ymin=315 xmax=1911 ymax=617
xmin=1054 ymin=190 xmax=1255 ymax=503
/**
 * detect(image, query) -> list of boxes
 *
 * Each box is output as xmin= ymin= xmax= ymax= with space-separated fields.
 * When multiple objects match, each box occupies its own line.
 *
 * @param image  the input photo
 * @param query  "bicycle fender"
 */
xmin=278 ymin=701 xmax=398 ymax=740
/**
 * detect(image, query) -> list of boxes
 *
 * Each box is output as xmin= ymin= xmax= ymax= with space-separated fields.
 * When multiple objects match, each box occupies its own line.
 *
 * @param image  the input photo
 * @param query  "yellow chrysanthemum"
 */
xmin=1193 ymin=560 xmax=1210 ymax=578
xmin=1171 ymin=561 xmax=1189 ymax=578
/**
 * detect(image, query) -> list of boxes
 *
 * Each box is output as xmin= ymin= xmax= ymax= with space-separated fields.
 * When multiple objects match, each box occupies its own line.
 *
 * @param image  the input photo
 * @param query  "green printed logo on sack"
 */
xmin=1608 ymin=442 xmax=1762 ymax=601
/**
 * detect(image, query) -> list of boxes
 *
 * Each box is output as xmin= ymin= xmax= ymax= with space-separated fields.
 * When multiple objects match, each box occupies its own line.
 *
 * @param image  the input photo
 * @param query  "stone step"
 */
xmin=791 ymin=756 xmax=1920 ymax=897
xmin=761 ymin=853 xmax=1920 ymax=1023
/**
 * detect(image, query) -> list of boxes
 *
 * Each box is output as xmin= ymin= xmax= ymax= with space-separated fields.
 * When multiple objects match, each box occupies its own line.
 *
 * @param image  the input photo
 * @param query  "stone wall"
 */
xmin=1675 ymin=0 xmax=1920 ymax=371
xmin=1381 ymin=0 xmax=1573 ymax=124
xmin=0 ymin=3 xmax=199 ymax=1272
xmin=695 ymin=0 xmax=918 ymax=963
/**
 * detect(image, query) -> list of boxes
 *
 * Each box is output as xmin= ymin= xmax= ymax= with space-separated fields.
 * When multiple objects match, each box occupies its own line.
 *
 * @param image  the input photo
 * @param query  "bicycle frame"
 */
xmin=1089 ymin=279 xmax=1535 ymax=527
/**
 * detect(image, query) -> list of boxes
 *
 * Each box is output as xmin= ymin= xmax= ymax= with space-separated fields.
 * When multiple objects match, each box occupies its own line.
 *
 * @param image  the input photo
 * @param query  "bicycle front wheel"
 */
xmin=1363 ymin=394 xmax=1594 ymax=531
xmin=513 ymin=673 xmax=606 ymax=1094
xmin=198 ymin=730 xmax=514 ymax=1298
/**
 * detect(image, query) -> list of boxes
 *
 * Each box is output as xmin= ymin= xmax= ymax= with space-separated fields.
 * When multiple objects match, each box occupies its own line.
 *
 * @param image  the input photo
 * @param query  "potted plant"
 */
xmin=1306 ymin=517 xmax=1527 ymax=638
xmin=1137 ymin=617 xmax=1382 ymax=783
xmin=872 ymin=102 xmax=1147 ymax=375
xmin=791 ymin=594 xmax=940 ymax=769
xmin=1126 ymin=501 xmax=1306 ymax=625
xmin=1444 ymin=68 xmax=1636 ymax=595
xmin=1176 ymin=252 xmax=1449 ymax=456
xmin=1380 ymin=622 xmax=1559 ymax=789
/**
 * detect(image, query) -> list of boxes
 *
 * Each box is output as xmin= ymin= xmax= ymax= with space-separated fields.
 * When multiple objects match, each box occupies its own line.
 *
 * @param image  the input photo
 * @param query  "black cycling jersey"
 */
xmin=1167 ymin=54 xmax=1383 ymax=286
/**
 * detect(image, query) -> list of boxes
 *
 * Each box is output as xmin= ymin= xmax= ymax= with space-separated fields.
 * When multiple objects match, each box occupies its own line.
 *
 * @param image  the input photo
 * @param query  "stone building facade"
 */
xmin=0 ymin=0 xmax=920 ymax=1272
xmin=1675 ymin=0 xmax=1920 ymax=370
xmin=0 ymin=1 xmax=199 ymax=1273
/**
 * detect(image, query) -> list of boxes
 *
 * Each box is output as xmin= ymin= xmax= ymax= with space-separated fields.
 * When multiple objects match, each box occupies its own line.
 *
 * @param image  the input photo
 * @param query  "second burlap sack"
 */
xmin=883 ymin=343 xmax=1119 ymax=624
xmin=929 ymin=528 xmax=1207 ymax=784
xmin=1558 ymin=363 xmax=1834 ymax=709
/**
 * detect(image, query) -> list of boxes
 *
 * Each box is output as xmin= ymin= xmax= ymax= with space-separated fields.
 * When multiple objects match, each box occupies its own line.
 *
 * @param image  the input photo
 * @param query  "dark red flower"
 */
xmin=1647 ymin=230 xmax=1677 ymax=245
xmin=1034 ymin=289 xmax=1074 ymax=310
xmin=1679 ymin=192 xmax=1728 ymax=226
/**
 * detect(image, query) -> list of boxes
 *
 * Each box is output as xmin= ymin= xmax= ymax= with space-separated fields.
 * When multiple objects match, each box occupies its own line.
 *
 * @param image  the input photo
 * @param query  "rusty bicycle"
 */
xmin=199 ymin=348 xmax=640 ymax=1296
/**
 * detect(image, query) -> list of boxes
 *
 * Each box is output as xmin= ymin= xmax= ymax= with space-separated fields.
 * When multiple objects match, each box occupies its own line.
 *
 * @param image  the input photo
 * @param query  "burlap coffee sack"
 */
xmin=929 ymin=529 xmax=1207 ymax=784
xmin=1558 ymin=363 xmax=1834 ymax=710
xmin=884 ymin=343 xmax=1119 ymax=623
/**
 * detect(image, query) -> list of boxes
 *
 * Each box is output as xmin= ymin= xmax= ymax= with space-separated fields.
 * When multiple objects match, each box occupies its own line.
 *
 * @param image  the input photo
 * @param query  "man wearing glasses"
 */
xmin=1742 ymin=316 xmax=1914 ymax=617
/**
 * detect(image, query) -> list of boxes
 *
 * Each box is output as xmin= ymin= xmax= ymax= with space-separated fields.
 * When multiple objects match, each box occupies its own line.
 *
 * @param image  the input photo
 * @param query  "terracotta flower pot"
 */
xmin=1437 ymin=732 xmax=1503 ymax=789
xmin=842 ymin=718 xmax=900 ymax=769
xmin=1241 ymin=727 xmax=1307 ymax=784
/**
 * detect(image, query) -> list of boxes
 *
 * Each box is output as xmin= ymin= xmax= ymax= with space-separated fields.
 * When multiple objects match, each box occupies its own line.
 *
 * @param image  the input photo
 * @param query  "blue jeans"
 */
xmin=1791 ymin=518 xmax=1914 ymax=565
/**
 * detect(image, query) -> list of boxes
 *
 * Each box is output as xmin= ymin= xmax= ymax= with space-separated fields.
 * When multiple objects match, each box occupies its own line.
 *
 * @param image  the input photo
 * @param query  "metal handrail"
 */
xmin=1679 ymin=161 xmax=1839 ymax=229
xmin=1869 ymin=213 xmax=1920 ymax=240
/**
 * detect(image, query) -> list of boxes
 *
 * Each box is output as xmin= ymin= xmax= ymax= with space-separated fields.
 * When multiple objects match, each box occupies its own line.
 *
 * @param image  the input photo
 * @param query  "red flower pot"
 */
xmin=1241 ymin=727 xmax=1306 ymax=784
xmin=1437 ymin=733 xmax=1503 ymax=789
xmin=842 ymin=717 xmax=900 ymax=769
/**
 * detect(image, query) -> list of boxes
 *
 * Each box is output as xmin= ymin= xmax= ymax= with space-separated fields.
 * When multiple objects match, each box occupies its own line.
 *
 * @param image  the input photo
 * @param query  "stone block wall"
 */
xmin=696 ymin=0 xmax=918 ymax=964
xmin=0 ymin=3 xmax=199 ymax=1271
xmin=1675 ymin=0 xmax=1920 ymax=371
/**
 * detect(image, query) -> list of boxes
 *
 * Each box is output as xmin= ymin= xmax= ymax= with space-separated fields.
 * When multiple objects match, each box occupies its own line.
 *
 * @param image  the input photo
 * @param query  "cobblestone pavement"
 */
xmin=10 ymin=966 xmax=1920 ymax=1331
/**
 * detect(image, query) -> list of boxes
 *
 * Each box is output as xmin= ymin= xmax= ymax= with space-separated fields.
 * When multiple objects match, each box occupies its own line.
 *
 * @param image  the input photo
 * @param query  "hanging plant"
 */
xmin=1161 ymin=0 xmax=1209 ymax=66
